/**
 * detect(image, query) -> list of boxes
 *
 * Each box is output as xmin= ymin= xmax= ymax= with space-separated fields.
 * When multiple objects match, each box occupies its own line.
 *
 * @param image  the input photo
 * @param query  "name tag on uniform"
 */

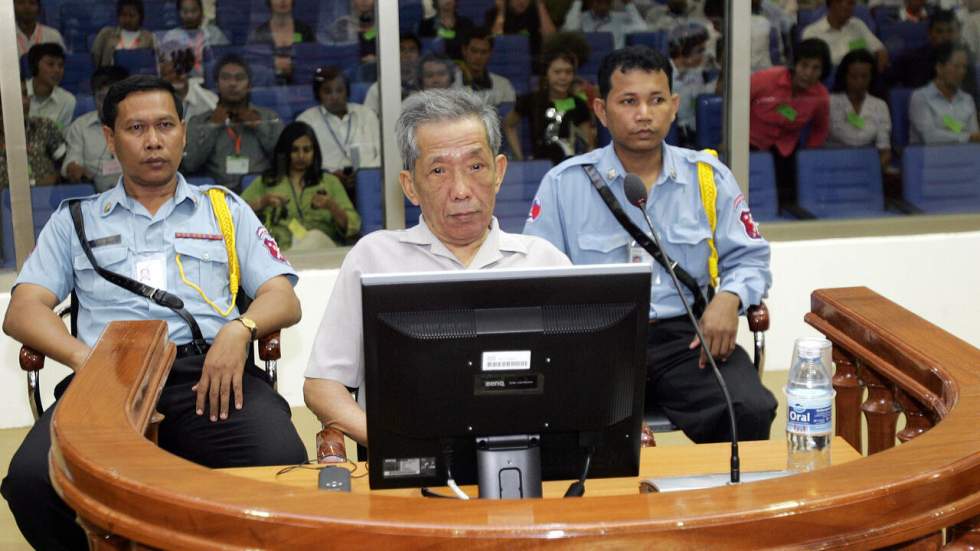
xmin=100 ymin=158 xmax=122 ymax=176
xmin=630 ymin=240 xmax=660 ymax=286
xmin=134 ymin=253 xmax=167 ymax=291
xmin=226 ymin=155 xmax=250 ymax=175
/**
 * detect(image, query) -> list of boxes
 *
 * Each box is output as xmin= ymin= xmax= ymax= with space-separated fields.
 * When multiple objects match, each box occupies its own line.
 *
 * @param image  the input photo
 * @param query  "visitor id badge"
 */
xmin=226 ymin=155 xmax=250 ymax=175
xmin=134 ymin=253 xmax=167 ymax=291
xmin=100 ymin=158 xmax=121 ymax=176
xmin=630 ymin=240 xmax=660 ymax=285
xmin=943 ymin=115 xmax=964 ymax=134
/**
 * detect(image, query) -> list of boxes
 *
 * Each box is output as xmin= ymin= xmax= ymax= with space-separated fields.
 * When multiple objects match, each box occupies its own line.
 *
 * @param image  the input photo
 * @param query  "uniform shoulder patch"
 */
xmin=526 ymin=198 xmax=542 ymax=223
xmin=740 ymin=210 xmax=762 ymax=239
xmin=257 ymin=226 xmax=290 ymax=264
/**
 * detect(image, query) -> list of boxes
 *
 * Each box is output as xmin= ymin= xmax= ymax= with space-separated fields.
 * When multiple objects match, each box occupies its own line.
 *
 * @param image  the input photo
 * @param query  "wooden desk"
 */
xmin=225 ymin=437 xmax=862 ymax=498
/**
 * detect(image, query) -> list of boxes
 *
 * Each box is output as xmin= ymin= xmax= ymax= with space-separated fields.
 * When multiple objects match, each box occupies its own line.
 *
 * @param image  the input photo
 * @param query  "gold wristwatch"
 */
xmin=236 ymin=316 xmax=257 ymax=341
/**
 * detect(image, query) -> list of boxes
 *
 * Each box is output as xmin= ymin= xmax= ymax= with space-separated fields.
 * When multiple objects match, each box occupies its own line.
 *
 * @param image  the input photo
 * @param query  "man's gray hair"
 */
xmin=396 ymin=89 xmax=502 ymax=171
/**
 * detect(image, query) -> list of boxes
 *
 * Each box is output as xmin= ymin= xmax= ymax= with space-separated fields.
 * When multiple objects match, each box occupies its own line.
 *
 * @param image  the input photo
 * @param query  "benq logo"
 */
xmin=484 ymin=380 xmax=505 ymax=388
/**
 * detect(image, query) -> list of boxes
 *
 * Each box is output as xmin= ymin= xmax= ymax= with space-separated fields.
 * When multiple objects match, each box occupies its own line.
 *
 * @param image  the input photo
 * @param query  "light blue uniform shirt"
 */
xmin=523 ymin=143 xmax=771 ymax=320
xmin=16 ymin=174 xmax=298 ymax=347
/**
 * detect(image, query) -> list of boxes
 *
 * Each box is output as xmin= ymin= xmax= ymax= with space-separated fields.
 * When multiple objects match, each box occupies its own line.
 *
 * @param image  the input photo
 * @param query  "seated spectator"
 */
xmin=801 ymin=0 xmax=888 ymax=71
xmin=14 ymin=0 xmax=65 ymax=57
xmin=182 ymin=55 xmax=284 ymax=189
xmin=62 ymin=66 xmax=130 ymax=191
xmin=320 ymin=0 xmax=378 ymax=62
xmin=26 ymin=43 xmax=75 ymax=131
xmin=160 ymin=0 xmax=230 ymax=79
xmin=751 ymin=0 xmax=784 ymax=71
xmin=884 ymin=9 xmax=977 ymax=101
xmin=296 ymin=66 xmax=381 ymax=198
xmin=485 ymin=0 xmax=557 ymax=59
xmin=827 ymin=49 xmax=894 ymax=173
xmin=561 ymin=0 xmax=647 ymax=50
xmin=669 ymin=22 xmax=714 ymax=147
xmin=750 ymin=38 xmax=831 ymax=218
xmin=242 ymin=121 xmax=361 ymax=249
xmin=157 ymin=46 xmax=218 ymax=121
xmin=455 ymin=27 xmax=517 ymax=107
xmin=418 ymin=52 xmax=457 ymax=91
xmin=363 ymin=34 xmax=421 ymax=115
xmin=963 ymin=0 xmax=980 ymax=59
xmin=419 ymin=0 xmax=477 ymax=60
xmin=504 ymin=49 xmax=594 ymax=164
xmin=91 ymin=0 xmax=156 ymax=67
xmin=646 ymin=0 xmax=712 ymax=33
xmin=876 ymin=0 xmax=930 ymax=23
xmin=247 ymin=0 xmax=315 ymax=82
xmin=0 ymin=79 xmax=66 ymax=187
xmin=909 ymin=42 xmax=980 ymax=144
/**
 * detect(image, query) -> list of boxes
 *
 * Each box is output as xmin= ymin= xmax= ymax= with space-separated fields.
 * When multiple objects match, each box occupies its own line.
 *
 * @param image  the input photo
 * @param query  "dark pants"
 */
xmin=646 ymin=316 xmax=777 ymax=444
xmin=1 ymin=354 xmax=307 ymax=551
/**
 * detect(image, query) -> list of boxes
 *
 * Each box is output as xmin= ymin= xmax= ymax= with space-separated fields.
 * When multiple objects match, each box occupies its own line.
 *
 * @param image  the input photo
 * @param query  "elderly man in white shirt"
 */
xmin=562 ymin=0 xmax=648 ymax=49
xmin=801 ymin=0 xmax=889 ymax=70
xmin=61 ymin=66 xmax=130 ymax=191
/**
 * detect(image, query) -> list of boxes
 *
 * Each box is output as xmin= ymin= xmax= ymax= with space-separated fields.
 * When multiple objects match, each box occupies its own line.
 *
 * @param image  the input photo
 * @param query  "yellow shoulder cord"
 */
xmin=697 ymin=148 xmax=720 ymax=289
xmin=174 ymin=188 xmax=240 ymax=317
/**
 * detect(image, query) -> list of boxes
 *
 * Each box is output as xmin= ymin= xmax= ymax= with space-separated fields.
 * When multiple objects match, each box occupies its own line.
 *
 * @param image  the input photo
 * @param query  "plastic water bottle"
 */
xmin=785 ymin=337 xmax=835 ymax=473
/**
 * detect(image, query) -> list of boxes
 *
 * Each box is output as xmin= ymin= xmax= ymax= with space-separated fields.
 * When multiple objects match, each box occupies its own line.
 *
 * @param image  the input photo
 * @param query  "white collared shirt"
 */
xmin=296 ymin=103 xmax=381 ymax=172
xmin=61 ymin=110 xmax=120 ymax=192
xmin=827 ymin=92 xmax=892 ymax=149
xmin=182 ymin=80 xmax=219 ymax=121
xmin=27 ymin=79 xmax=76 ymax=131
xmin=16 ymin=23 xmax=65 ymax=56
xmin=801 ymin=16 xmax=885 ymax=66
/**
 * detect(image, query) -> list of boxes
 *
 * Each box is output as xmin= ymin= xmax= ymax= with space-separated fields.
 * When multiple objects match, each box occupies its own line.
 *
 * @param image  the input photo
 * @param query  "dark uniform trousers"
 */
xmin=647 ymin=316 xmax=778 ymax=444
xmin=1 ymin=353 xmax=308 ymax=551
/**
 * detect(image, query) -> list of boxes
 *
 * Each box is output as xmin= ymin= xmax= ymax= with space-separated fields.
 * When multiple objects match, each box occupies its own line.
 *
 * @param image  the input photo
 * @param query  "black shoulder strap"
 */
xmin=581 ymin=165 xmax=707 ymax=317
xmin=68 ymin=200 xmax=208 ymax=349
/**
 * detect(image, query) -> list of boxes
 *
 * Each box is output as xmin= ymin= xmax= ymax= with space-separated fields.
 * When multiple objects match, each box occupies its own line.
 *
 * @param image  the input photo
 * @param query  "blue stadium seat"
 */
xmin=901 ymin=144 xmax=980 ymax=213
xmin=2 ymin=184 xmax=96 ymax=268
xmin=215 ymin=0 xmax=256 ymax=46
xmin=350 ymin=81 xmax=370 ymax=105
xmin=283 ymin=84 xmax=316 ymax=120
xmin=502 ymin=159 xmax=552 ymax=201
xmin=695 ymin=94 xmax=723 ymax=150
xmin=59 ymin=1 xmax=115 ymax=53
xmin=142 ymin=0 xmax=180 ymax=31
xmin=399 ymin=1 xmax=424 ymax=34
xmin=456 ymin=0 xmax=493 ymax=24
xmin=61 ymin=52 xmax=95 ymax=95
xmin=73 ymin=94 xmax=95 ymax=119
xmin=878 ymin=22 xmax=928 ymax=58
xmin=579 ymin=32 xmax=615 ymax=84
xmin=204 ymin=45 xmax=278 ymax=88
xmin=888 ymin=87 xmax=912 ymax=151
xmin=113 ymin=48 xmax=157 ymax=76
xmin=250 ymin=86 xmax=292 ymax=123
xmin=488 ymin=35 xmax=531 ymax=99
xmin=748 ymin=151 xmax=779 ymax=221
xmin=246 ymin=0 xmax=321 ymax=30
xmin=795 ymin=147 xmax=884 ymax=218
xmin=355 ymin=168 xmax=384 ymax=236
xmin=625 ymin=31 xmax=668 ymax=55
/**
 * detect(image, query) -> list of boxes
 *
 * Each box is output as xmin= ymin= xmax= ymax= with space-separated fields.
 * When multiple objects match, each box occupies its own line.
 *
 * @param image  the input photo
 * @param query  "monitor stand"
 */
xmin=475 ymin=434 xmax=543 ymax=499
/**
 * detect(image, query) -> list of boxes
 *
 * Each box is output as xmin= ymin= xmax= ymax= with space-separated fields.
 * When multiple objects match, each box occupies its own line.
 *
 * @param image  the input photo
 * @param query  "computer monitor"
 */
xmin=362 ymin=263 xmax=651 ymax=498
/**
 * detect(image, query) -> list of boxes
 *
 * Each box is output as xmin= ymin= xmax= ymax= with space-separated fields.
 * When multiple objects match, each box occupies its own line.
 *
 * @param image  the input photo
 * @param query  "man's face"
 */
xmin=318 ymin=77 xmax=348 ymax=115
xmin=270 ymin=0 xmax=293 ymax=15
xmin=929 ymin=22 xmax=956 ymax=47
xmin=102 ymin=90 xmax=186 ymax=189
xmin=217 ymin=63 xmax=250 ymax=103
xmin=593 ymin=69 xmax=678 ymax=157
xmin=118 ymin=5 xmax=141 ymax=31
xmin=179 ymin=0 xmax=203 ymax=29
xmin=462 ymin=38 xmax=492 ymax=74
xmin=828 ymin=0 xmax=855 ymax=22
xmin=938 ymin=50 xmax=968 ymax=88
xmin=591 ymin=0 xmax=611 ymax=17
xmin=399 ymin=116 xmax=506 ymax=249
xmin=400 ymin=38 xmax=420 ymax=66
xmin=421 ymin=60 xmax=452 ymax=89
xmin=36 ymin=55 xmax=65 ymax=88
xmin=14 ymin=0 xmax=38 ymax=24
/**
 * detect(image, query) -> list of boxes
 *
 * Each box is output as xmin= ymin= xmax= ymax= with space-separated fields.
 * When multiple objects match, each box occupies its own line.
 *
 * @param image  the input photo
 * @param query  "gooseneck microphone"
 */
xmin=623 ymin=174 xmax=741 ymax=484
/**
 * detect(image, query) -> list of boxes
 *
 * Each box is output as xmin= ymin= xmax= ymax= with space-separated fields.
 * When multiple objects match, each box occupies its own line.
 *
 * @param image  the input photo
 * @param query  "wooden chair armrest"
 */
xmin=258 ymin=331 xmax=281 ymax=362
xmin=747 ymin=303 xmax=770 ymax=333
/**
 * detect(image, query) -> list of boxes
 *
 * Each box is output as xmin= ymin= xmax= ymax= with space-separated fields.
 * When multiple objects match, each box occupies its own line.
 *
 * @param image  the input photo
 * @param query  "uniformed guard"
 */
xmin=524 ymin=46 xmax=777 ymax=444
xmin=2 ymin=75 xmax=307 ymax=550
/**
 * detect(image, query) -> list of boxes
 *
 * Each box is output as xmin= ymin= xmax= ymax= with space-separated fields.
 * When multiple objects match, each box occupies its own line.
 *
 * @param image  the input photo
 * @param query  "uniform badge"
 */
xmin=257 ymin=227 xmax=289 ymax=264
xmin=527 ymin=198 xmax=542 ymax=223
xmin=740 ymin=210 xmax=761 ymax=239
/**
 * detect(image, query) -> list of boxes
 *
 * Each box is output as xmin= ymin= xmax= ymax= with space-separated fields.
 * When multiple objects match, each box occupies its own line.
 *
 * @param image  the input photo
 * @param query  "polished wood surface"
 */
xmin=49 ymin=288 xmax=980 ymax=549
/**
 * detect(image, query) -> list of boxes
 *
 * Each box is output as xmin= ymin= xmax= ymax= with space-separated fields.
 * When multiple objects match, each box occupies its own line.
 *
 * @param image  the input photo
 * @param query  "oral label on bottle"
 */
xmin=786 ymin=393 xmax=832 ymax=434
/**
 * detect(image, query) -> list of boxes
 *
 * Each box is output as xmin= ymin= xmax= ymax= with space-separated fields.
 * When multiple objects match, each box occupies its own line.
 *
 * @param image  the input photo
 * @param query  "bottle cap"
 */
xmin=797 ymin=337 xmax=829 ymax=360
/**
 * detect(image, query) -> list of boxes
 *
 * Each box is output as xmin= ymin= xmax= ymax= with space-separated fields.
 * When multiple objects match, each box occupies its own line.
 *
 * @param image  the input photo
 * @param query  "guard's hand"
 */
xmin=689 ymin=291 xmax=740 ymax=368
xmin=193 ymin=321 xmax=251 ymax=421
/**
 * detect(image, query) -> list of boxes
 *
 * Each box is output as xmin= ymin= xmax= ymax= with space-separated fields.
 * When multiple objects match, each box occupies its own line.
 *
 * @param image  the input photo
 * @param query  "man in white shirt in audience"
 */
xmin=801 ymin=0 xmax=889 ymax=70
xmin=363 ymin=34 xmax=421 ymax=116
xmin=25 ymin=43 xmax=76 ymax=131
xmin=157 ymin=46 xmax=219 ymax=121
xmin=62 ymin=66 xmax=130 ymax=191
xmin=561 ymin=0 xmax=648 ymax=49
xmin=454 ymin=27 xmax=517 ymax=107
xmin=15 ymin=0 xmax=66 ymax=56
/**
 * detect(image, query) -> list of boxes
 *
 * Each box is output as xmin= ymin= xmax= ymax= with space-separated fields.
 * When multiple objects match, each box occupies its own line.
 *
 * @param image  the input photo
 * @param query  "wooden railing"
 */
xmin=50 ymin=288 xmax=980 ymax=549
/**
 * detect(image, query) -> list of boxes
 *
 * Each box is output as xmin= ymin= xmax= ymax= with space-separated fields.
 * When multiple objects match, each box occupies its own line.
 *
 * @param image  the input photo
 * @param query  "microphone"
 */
xmin=623 ymin=174 xmax=741 ymax=484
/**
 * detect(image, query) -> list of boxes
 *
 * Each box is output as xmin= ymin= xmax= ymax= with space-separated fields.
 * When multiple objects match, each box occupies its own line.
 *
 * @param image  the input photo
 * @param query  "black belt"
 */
xmin=176 ymin=342 xmax=211 ymax=359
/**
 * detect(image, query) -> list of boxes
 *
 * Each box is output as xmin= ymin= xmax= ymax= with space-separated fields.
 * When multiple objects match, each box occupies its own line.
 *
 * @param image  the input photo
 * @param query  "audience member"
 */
xmin=91 ymin=0 xmax=156 ymax=67
xmin=62 ymin=66 xmax=130 ymax=191
xmin=485 ymin=0 xmax=558 ymax=59
xmin=801 ymin=0 xmax=888 ymax=70
xmin=455 ymin=27 xmax=517 ymax=107
xmin=419 ymin=0 xmax=477 ymax=60
xmin=418 ymin=53 xmax=457 ymax=90
xmin=751 ymin=0 xmax=784 ymax=71
xmin=242 ymin=121 xmax=361 ymax=250
xmin=303 ymin=88 xmax=570 ymax=446
xmin=909 ymin=42 xmax=980 ymax=143
xmin=320 ymin=0 xmax=378 ymax=62
xmin=646 ymin=0 xmax=711 ymax=33
xmin=561 ymin=0 xmax=647 ymax=50
xmin=161 ymin=0 xmax=231 ymax=79
xmin=247 ymin=0 xmax=315 ymax=82
xmin=14 ymin=0 xmax=65 ymax=57
xmin=885 ymin=9 xmax=977 ymax=101
xmin=505 ymin=49 xmax=594 ymax=163
xmin=183 ymin=55 xmax=284 ymax=189
xmin=26 ymin=43 xmax=75 ymax=131
xmin=750 ymin=38 xmax=831 ymax=218
xmin=669 ymin=22 xmax=714 ymax=146
xmin=827 ymin=49 xmax=894 ymax=173
xmin=962 ymin=0 xmax=980 ymax=59
xmin=363 ymin=34 xmax=421 ymax=115
xmin=0 ymin=79 xmax=66 ymax=188
xmin=158 ymin=47 xmax=218 ymax=121
xmin=296 ymin=66 xmax=381 ymax=198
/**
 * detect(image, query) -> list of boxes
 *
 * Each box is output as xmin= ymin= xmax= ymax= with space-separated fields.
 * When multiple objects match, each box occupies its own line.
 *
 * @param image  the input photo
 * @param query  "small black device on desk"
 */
xmin=318 ymin=466 xmax=352 ymax=492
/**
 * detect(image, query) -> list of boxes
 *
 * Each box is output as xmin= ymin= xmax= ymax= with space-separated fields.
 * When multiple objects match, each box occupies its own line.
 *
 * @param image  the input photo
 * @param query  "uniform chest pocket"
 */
xmin=72 ymin=246 xmax=130 ymax=300
xmin=577 ymin=232 xmax=629 ymax=265
xmin=173 ymin=239 xmax=232 ymax=311
xmin=662 ymin=219 xmax=712 ymax=283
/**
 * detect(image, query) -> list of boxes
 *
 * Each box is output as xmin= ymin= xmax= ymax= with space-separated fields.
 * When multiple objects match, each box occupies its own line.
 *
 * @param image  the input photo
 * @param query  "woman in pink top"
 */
xmin=750 ymin=38 xmax=831 ymax=219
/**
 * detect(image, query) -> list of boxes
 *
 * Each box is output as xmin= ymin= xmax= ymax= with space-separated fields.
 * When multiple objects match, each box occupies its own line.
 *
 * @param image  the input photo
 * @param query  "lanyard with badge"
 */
xmin=225 ymin=125 xmax=250 ymax=175
xmin=321 ymin=107 xmax=355 ymax=166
